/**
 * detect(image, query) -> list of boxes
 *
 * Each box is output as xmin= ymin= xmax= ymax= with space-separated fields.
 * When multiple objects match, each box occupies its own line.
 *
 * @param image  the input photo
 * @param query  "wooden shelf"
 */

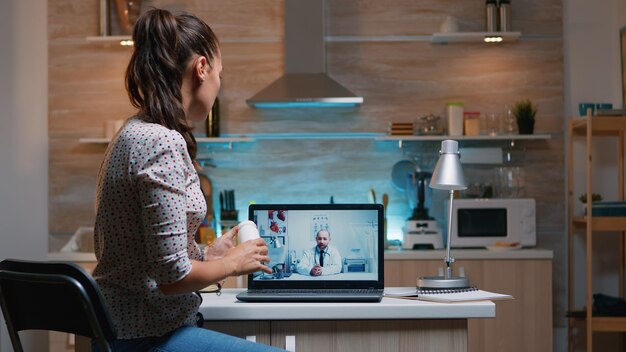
xmin=572 ymin=216 xmax=626 ymax=231
xmin=568 ymin=313 xmax=626 ymax=332
xmin=593 ymin=317 xmax=626 ymax=332
xmin=431 ymin=31 xmax=521 ymax=44
xmin=570 ymin=116 xmax=626 ymax=136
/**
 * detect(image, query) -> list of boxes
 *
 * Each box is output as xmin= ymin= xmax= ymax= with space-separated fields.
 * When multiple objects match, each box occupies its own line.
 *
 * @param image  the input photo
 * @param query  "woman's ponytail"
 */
xmin=125 ymin=8 xmax=219 ymax=160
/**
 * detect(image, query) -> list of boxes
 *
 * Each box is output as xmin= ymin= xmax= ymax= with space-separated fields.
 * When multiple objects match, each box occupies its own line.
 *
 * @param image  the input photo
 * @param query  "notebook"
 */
xmin=235 ymin=204 xmax=385 ymax=303
xmin=384 ymin=287 xmax=514 ymax=303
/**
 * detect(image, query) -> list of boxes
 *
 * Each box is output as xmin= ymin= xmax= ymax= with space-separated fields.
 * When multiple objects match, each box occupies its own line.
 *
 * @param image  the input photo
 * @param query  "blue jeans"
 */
xmin=92 ymin=326 xmax=285 ymax=352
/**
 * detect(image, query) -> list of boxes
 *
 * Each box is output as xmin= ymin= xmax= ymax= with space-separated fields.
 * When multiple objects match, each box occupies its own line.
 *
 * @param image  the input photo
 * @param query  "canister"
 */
xmin=463 ymin=112 xmax=481 ymax=136
xmin=485 ymin=0 xmax=498 ymax=32
xmin=446 ymin=102 xmax=464 ymax=136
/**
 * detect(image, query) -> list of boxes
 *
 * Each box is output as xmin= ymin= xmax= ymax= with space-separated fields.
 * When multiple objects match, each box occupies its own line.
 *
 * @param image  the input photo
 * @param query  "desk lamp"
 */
xmin=417 ymin=140 xmax=470 ymax=289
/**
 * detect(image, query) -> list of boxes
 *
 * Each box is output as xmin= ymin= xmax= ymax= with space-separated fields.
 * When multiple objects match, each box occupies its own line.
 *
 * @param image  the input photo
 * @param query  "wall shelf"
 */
xmin=87 ymin=33 xmax=524 ymax=45
xmin=431 ymin=31 xmax=521 ymax=44
xmin=81 ymin=133 xmax=551 ymax=145
xmin=85 ymin=35 xmax=131 ymax=43
xmin=233 ymin=132 xmax=384 ymax=140
xmin=79 ymin=137 xmax=254 ymax=144
xmin=85 ymin=36 xmax=282 ymax=45
xmin=375 ymin=133 xmax=551 ymax=142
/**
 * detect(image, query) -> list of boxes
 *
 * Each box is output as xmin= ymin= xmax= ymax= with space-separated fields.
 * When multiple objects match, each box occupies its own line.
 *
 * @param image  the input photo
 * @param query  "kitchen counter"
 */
xmin=198 ymin=288 xmax=493 ymax=352
xmin=199 ymin=288 xmax=494 ymax=320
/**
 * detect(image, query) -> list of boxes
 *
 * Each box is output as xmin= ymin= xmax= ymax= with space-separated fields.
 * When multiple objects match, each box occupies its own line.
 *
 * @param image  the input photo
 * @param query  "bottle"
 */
xmin=205 ymin=97 xmax=220 ymax=137
xmin=485 ymin=0 xmax=498 ymax=32
xmin=499 ymin=0 xmax=511 ymax=32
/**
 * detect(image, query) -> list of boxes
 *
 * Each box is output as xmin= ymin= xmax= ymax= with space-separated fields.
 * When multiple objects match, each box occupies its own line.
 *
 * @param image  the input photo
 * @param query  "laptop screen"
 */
xmin=247 ymin=204 xmax=384 ymax=290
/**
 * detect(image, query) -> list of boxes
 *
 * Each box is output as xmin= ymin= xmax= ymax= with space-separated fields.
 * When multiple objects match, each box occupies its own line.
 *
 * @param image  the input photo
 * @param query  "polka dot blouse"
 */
xmin=92 ymin=117 xmax=207 ymax=339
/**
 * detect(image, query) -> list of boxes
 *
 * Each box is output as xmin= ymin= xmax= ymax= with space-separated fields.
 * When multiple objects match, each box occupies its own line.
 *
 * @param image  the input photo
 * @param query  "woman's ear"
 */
xmin=195 ymin=56 xmax=208 ymax=83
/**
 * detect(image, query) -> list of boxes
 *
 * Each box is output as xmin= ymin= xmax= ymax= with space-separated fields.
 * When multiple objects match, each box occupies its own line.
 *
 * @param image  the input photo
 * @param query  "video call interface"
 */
xmin=251 ymin=209 xmax=380 ymax=281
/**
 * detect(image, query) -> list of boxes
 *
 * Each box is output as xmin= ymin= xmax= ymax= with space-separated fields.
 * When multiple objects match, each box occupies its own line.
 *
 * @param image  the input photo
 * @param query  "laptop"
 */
xmin=235 ymin=204 xmax=385 ymax=303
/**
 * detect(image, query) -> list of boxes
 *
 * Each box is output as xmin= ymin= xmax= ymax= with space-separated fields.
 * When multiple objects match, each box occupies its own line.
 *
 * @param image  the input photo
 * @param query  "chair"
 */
xmin=0 ymin=259 xmax=116 ymax=352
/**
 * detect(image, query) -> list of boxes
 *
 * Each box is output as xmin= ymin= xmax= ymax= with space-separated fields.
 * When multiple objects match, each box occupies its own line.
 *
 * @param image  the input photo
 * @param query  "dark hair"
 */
xmin=125 ymin=8 xmax=219 ymax=160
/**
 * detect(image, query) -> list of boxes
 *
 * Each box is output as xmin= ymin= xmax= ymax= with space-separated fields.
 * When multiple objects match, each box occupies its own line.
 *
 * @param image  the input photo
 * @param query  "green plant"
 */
xmin=579 ymin=193 xmax=603 ymax=203
xmin=512 ymin=99 xmax=537 ymax=123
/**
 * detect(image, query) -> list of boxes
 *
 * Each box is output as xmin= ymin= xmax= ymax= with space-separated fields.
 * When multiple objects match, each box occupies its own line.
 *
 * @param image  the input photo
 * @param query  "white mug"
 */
xmin=238 ymin=220 xmax=260 ymax=242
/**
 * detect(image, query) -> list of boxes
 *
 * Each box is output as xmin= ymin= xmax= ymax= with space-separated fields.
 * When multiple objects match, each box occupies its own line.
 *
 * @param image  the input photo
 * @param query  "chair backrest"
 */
xmin=0 ymin=259 xmax=116 ymax=351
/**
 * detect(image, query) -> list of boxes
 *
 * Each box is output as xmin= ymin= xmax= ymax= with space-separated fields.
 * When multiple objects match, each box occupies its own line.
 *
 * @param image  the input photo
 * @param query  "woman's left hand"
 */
xmin=204 ymin=226 xmax=237 ymax=260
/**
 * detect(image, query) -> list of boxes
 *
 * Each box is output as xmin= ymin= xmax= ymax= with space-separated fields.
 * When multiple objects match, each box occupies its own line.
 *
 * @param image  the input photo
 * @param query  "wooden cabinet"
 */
xmin=567 ymin=114 xmax=626 ymax=351
xmin=384 ymin=255 xmax=552 ymax=352
xmin=203 ymin=319 xmax=466 ymax=352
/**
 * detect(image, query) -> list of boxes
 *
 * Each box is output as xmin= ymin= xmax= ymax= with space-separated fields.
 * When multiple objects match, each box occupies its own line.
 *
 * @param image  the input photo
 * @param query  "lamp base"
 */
xmin=417 ymin=276 xmax=470 ymax=289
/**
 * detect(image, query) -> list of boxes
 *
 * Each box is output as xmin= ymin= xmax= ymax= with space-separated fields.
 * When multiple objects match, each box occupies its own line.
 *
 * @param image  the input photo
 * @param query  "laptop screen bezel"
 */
xmin=246 ymin=203 xmax=385 ymax=290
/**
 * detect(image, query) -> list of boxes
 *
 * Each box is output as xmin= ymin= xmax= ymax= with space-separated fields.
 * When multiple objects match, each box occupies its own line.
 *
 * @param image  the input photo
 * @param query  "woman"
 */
xmin=92 ymin=8 xmax=280 ymax=351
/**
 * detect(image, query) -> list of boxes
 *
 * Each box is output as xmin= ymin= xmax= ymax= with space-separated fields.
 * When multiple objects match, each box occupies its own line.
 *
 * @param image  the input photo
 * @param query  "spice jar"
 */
xmin=463 ymin=112 xmax=481 ymax=136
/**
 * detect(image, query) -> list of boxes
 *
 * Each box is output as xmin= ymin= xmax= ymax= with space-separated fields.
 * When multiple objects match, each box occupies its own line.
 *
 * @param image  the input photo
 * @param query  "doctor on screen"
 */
xmin=296 ymin=230 xmax=342 ymax=276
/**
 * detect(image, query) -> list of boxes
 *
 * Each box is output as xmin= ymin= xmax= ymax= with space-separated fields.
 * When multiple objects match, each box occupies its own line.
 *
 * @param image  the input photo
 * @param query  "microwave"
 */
xmin=445 ymin=198 xmax=536 ymax=248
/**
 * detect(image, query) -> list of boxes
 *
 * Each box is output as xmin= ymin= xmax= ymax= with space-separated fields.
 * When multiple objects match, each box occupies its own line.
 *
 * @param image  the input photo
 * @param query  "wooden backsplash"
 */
xmin=48 ymin=0 xmax=563 ymax=236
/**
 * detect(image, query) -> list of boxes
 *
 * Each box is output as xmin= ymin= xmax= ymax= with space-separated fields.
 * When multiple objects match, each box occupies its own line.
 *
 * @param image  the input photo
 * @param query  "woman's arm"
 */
xmin=159 ymin=237 xmax=272 ymax=295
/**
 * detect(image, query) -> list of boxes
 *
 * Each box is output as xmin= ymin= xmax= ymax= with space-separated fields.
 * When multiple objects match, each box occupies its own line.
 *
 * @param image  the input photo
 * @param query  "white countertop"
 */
xmin=385 ymin=248 xmax=553 ymax=260
xmin=199 ymin=288 xmax=495 ymax=321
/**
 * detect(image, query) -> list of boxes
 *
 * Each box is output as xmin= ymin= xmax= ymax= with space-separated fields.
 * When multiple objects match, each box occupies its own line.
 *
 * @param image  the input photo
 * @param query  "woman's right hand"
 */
xmin=223 ymin=238 xmax=272 ymax=276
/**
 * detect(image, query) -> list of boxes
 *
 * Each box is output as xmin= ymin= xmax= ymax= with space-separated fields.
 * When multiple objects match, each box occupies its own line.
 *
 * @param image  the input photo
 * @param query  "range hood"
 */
xmin=246 ymin=0 xmax=363 ymax=108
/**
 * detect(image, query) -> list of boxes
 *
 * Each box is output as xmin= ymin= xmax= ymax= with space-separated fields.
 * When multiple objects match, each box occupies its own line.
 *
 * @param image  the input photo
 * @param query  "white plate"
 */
xmin=486 ymin=244 xmax=522 ymax=251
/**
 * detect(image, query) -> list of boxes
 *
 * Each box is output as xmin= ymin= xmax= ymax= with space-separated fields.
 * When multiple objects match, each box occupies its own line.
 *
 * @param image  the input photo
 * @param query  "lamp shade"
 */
xmin=429 ymin=140 xmax=467 ymax=191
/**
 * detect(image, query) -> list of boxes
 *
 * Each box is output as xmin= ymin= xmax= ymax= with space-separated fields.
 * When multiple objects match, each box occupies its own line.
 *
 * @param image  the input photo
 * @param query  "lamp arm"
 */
xmin=444 ymin=190 xmax=455 ymax=279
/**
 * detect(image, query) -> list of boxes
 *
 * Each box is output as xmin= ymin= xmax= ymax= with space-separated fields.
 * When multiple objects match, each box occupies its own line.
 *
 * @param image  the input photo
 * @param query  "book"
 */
xmin=384 ymin=287 xmax=514 ymax=303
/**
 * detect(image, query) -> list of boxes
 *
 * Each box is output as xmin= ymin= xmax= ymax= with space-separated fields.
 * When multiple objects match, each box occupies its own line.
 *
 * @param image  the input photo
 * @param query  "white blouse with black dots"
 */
xmin=93 ymin=117 xmax=207 ymax=339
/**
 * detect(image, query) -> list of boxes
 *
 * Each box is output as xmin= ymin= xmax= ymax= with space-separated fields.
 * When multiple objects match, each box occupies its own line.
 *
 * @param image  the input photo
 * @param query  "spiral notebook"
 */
xmin=384 ymin=287 xmax=513 ymax=303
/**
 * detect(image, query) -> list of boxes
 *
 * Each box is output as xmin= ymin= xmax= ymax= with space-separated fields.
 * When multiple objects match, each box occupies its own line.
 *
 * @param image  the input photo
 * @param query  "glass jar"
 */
xmin=413 ymin=114 xmax=444 ymax=135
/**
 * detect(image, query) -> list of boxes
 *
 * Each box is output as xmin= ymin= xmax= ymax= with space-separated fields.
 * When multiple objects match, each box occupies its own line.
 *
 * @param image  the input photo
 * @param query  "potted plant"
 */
xmin=579 ymin=193 xmax=603 ymax=215
xmin=512 ymin=99 xmax=537 ymax=134
xmin=579 ymin=193 xmax=603 ymax=204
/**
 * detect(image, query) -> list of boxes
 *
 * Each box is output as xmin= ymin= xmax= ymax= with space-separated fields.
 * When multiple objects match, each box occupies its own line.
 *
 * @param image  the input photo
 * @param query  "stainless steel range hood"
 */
xmin=246 ymin=0 xmax=363 ymax=108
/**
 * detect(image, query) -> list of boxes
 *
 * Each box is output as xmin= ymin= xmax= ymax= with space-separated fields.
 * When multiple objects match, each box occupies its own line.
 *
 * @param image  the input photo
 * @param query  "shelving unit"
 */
xmin=567 ymin=113 xmax=626 ymax=351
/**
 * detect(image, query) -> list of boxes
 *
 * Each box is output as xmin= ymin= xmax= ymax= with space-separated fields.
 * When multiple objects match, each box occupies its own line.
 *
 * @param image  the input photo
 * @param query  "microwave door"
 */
xmin=453 ymin=208 xmax=509 ymax=248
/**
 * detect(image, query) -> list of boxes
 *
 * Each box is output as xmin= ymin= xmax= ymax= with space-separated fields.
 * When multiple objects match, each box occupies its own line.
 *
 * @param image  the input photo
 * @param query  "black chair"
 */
xmin=0 ymin=259 xmax=116 ymax=352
